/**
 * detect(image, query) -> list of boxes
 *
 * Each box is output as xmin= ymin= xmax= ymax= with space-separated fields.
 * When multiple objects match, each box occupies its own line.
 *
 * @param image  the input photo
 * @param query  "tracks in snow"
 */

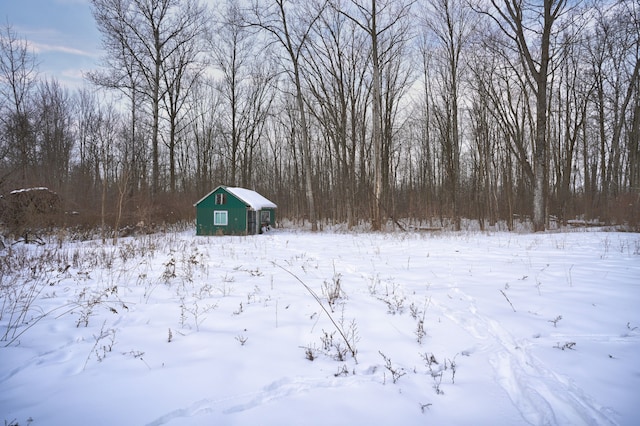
xmin=145 ymin=375 xmax=371 ymax=425
xmin=435 ymin=286 xmax=617 ymax=426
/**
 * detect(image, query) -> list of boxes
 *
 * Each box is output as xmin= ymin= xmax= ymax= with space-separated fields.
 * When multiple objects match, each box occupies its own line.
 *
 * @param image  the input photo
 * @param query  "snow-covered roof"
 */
xmin=226 ymin=187 xmax=277 ymax=209
xmin=194 ymin=186 xmax=277 ymax=209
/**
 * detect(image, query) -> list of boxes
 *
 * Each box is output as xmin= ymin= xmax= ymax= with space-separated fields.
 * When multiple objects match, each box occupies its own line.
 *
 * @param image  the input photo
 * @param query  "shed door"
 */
xmin=247 ymin=210 xmax=256 ymax=235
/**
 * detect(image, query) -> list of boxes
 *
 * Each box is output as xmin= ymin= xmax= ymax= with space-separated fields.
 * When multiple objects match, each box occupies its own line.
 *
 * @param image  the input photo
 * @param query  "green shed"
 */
xmin=194 ymin=186 xmax=277 ymax=236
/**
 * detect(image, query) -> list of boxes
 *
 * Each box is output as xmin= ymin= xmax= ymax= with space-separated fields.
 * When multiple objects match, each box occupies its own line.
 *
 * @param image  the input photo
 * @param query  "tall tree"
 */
xmin=34 ymin=79 xmax=75 ymax=190
xmin=0 ymin=24 xmax=38 ymax=187
xmin=212 ymin=1 xmax=276 ymax=188
xmin=303 ymin=4 xmax=369 ymax=227
xmin=91 ymin=0 xmax=206 ymax=197
xmin=188 ymin=78 xmax=223 ymax=195
xmin=248 ymin=0 xmax=327 ymax=231
xmin=421 ymin=0 xmax=474 ymax=230
xmin=85 ymin=20 xmax=145 ymax=197
xmin=334 ymin=0 xmax=414 ymax=230
xmin=585 ymin=1 xmax=640 ymax=217
xmin=549 ymin=33 xmax=591 ymax=224
xmin=161 ymin=31 xmax=206 ymax=193
xmin=211 ymin=0 xmax=250 ymax=187
xmin=483 ymin=0 xmax=570 ymax=231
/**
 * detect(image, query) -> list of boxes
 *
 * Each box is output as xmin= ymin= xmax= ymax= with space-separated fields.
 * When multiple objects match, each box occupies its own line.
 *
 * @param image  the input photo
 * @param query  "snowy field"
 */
xmin=1 ymin=228 xmax=639 ymax=425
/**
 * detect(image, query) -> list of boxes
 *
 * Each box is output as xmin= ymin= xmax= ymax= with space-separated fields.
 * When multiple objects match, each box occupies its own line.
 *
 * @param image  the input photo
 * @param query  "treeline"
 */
xmin=1 ymin=0 xmax=639 ymax=235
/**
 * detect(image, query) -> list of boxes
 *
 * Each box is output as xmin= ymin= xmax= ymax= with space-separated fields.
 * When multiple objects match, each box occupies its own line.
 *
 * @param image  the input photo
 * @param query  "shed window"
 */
xmin=260 ymin=210 xmax=271 ymax=224
xmin=215 ymin=193 xmax=226 ymax=204
xmin=214 ymin=210 xmax=228 ymax=226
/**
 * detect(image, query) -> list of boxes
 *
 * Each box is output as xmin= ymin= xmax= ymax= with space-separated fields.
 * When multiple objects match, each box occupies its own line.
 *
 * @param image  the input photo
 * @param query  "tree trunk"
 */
xmin=371 ymin=0 xmax=383 ymax=230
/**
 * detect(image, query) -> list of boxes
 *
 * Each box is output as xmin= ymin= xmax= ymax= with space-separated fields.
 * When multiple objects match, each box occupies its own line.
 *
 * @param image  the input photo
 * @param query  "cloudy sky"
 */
xmin=0 ymin=0 xmax=102 ymax=88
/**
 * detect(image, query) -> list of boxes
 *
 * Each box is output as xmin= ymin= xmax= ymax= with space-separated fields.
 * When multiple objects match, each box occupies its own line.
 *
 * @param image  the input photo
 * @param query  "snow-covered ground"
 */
xmin=1 ymin=228 xmax=639 ymax=425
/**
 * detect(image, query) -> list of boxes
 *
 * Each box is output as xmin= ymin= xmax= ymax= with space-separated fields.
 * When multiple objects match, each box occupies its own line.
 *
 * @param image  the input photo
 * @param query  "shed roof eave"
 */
xmin=194 ymin=186 xmax=277 ymax=210
xmin=193 ymin=185 xmax=226 ymax=207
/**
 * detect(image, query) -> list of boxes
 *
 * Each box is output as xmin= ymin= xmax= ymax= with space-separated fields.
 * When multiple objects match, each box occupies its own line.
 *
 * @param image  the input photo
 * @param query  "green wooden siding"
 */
xmin=195 ymin=186 xmax=277 ymax=236
xmin=196 ymin=187 xmax=248 ymax=235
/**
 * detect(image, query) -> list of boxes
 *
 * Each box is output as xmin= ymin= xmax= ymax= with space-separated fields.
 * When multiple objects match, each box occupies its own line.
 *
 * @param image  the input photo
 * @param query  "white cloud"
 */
xmin=30 ymin=40 xmax=96 ymax=58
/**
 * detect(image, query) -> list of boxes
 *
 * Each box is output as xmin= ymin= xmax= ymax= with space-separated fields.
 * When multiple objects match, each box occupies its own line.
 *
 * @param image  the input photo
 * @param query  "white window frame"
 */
xmin=214 ymin=210 xmax=228 ymax=226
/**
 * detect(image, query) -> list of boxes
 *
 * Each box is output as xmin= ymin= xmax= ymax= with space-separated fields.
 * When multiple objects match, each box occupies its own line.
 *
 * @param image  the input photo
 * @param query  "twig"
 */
xmin=273 ymin=261 xmax=357 ymax=362
xmin=4 ymin=302 xmax=77 ymax=347
xmin=499 ymin=289 xmax=516 ymax=312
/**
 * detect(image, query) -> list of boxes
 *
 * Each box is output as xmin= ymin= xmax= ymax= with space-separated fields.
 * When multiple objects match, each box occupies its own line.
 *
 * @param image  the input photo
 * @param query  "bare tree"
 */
xmin=211 ymin=1 xmax=276 ymax=188
xmin=98 ymin=104 xmax=121 ymax=242
xmin=468 ymin=53 xmax=501 ymax=229
xmin=625 ymin=1 xmax=640 ymax=202
xmin=420 ymin=0 xmax=474 ymax=230
xmin=302 ymin=4 xmax=369 ymax=227
xmin=91 ymin=0 xmax=206 ymax=197
xmin=481 ymin=0 xmax=571 ymax=231
xmin=413 ymin=35 xmax=440 ymax=224
xmin=333 ymin=0 xmax=414 ymax=230
xmin=211 ymin=1 xmax=249 ymax=187
xmin=161 ymin=32 xmax=206 ymax=193
xmin=75 ymin=87 xmax=99 ymax=196
xmin=33 ymin=79 xmax=75 ymax=190
xmin=248 ymin=0 xmax=327 ymax=231
xmin=188 ymin=78 xmax=223 ymax=196
xmin=548 ymin=33 xmax=591 ymax=224
xmin=0 ymin=24 xmax=38 ymax=187
xmin=585 ymin=1 xmax=640 ymax=221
